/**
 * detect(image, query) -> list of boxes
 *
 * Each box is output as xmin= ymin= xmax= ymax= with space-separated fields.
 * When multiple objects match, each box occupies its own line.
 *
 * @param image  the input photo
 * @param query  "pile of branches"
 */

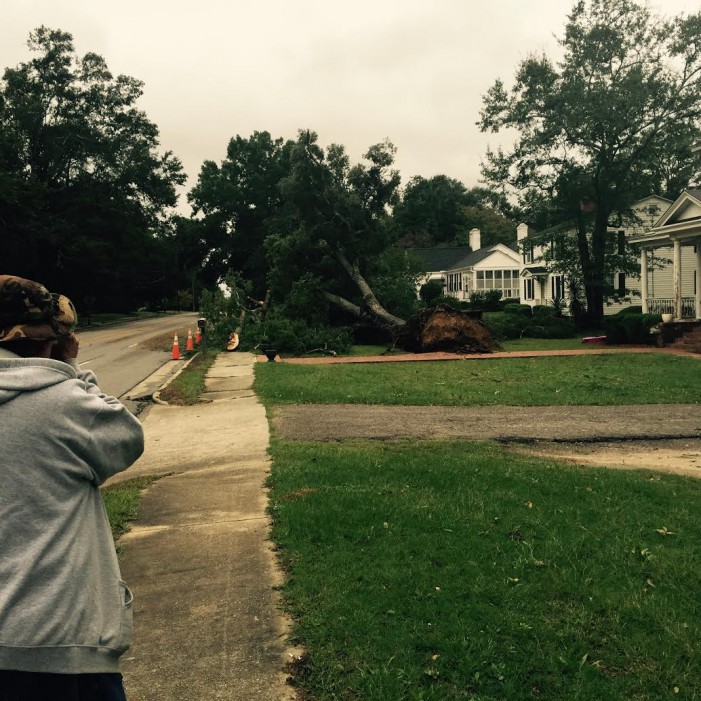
xmin=395 ymin=304 xmax=497 ymax=354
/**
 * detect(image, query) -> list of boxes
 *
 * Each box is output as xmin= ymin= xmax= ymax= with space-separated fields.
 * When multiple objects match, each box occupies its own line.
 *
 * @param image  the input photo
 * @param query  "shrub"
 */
xmin=615 ymin=305 xmax=643 ymax=315
xmin=603 ymin=313 xmax=662 ymax=344
xmin=525 ymin=317 xmax=576 ymax=339
xmin=532 ymin=305 xmax=556 ymax=319
xmin=430 ymin=295 xmax=464 ymax=311
xmin=469 ymin=290 xmax=502 ymax=311
xmin=246 ymin=314 xmax=353 ymax=355
xmin=484 ymin=311 xmax=576 ymax=340
xmin=419 ymin=280 xmax=444 ymax=305
xmin=503 ymin=303 xmax=532 ymax=317
xmin=483 ymin=312 xmax=530 ymax=340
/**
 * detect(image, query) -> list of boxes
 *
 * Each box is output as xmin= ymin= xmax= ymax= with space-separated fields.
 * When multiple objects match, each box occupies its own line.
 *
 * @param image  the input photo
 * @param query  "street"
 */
xmin=76 ymin=313 xmax=199 ymax=411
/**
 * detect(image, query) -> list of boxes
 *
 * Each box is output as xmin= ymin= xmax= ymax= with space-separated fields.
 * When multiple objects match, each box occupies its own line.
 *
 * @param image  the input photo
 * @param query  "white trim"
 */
xmin=696 ymin=243 xmax=701 ymax=319
xmin=649 ymin=190 xmax=701 ymax=229
xmin=674 ymin=239 xmax=682 ymax=319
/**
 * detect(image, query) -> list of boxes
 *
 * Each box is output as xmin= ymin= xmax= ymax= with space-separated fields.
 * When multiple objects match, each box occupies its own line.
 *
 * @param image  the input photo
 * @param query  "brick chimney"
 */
xmin=469 ymin=228 xmax=481 ymax=251
xmin=517 ymin=223 xmax=529 ymax=242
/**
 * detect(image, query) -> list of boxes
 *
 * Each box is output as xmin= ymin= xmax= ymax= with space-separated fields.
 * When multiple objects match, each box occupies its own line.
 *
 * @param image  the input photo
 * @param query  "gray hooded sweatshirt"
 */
xmin=0 ymin=348 xmax=144 ymax=673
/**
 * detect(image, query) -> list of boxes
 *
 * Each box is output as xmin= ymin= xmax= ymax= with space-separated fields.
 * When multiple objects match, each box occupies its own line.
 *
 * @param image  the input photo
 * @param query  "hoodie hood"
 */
xmin=0 ymin=349 xmax=76 ymax=405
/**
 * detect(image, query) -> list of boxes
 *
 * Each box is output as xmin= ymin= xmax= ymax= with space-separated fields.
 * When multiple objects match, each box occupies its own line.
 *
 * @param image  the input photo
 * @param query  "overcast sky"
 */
xmin=2 ymin=1 xmax=698 ymax=213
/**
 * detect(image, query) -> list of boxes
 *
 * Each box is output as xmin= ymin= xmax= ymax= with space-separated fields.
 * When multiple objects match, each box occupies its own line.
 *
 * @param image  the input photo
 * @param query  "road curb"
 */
xmin=152 ymin=353 xmax=202 ymax=406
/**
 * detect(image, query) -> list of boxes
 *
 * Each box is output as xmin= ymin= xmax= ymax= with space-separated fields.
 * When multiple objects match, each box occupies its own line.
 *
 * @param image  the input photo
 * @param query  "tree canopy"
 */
xmin=190 ymin=129 xmax=421 ymax=338
xmin=392 ymin=175 xmax=516 ymax=248
xmin=479 ymin=0 xmax=701 ymax=322
xmin=0 ymin=27 xmax=186 ymax=311
xmin=266 ymin=130 xmax=415 ymax=332
xmin=188 ymin=131 xmax=293 ymax=294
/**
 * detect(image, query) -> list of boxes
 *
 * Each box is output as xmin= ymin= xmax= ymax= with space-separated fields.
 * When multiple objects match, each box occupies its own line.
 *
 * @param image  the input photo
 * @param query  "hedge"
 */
xmin=603 ymin=312 xmax=662 ymax=344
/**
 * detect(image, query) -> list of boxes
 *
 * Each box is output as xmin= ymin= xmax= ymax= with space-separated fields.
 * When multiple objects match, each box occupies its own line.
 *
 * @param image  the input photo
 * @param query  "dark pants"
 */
xmin=0 ymin=672 xmax=126 ymax=701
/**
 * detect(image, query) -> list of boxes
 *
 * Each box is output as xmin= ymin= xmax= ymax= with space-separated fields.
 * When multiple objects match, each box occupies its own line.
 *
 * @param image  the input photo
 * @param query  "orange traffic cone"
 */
xmin=171 ymin=334 xmax=181 ymax=360
xmin=195 ymin=328 xmax=201 ymax=344
xmin=186 ymin=328 xmax=195 ymax=351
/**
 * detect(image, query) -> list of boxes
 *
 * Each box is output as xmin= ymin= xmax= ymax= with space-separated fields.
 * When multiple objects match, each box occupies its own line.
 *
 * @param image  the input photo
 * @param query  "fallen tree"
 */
xmin=395 ymin=304 xmax=498 ymax=354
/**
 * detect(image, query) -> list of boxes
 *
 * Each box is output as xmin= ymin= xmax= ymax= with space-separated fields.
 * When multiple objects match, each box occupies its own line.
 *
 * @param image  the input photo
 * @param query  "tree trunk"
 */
xmin=333 ymin=248 xmax=406 ymax=332
xmin=322 ymin=291 xmax=405 ymax=334
xmin=575 ymin=209 xmax=607 ymax=326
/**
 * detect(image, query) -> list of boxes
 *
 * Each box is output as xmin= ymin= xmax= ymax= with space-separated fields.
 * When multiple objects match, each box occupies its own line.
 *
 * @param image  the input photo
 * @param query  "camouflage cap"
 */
xmin=0 ymin=275 xmax=78 ymax=343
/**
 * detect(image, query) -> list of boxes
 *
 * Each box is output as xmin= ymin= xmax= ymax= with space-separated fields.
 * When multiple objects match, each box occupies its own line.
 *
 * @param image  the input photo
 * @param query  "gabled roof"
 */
xmin=520 ymin=266 xmax=549 ymax=278
xmin=633 ymin=194 xmax=673 ymax=208
xmin=522 ymin=195 xmax=674 ymax=240
xmin=649 ymin=189 xmax=701 ymax=228
xmin=411 ymin=244 xmax=519 ymax=273
xmin=410 ymin=247 xmax=473 ymax=272
xmin=629 ymin=189 xmax=701 ymax=245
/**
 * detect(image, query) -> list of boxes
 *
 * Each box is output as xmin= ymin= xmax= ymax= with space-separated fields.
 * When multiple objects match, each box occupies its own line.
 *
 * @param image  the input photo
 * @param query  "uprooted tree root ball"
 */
xmin=395 ymin=304 xmax=498 ymax=354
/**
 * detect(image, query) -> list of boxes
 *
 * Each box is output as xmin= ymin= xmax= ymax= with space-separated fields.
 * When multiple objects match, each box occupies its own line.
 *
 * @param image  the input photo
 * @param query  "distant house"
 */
xmin=630 ymin=190 xmax=701 ymax=320
xmin=518 ymin=195 xmax=699 ymax=314
xmin=412 ymin=228 xmax=522 ymax=302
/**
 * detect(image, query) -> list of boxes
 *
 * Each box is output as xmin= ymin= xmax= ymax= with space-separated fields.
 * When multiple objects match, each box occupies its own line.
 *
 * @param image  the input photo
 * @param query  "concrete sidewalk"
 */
xmin=113 ymin=353 xmax=295 ymax=701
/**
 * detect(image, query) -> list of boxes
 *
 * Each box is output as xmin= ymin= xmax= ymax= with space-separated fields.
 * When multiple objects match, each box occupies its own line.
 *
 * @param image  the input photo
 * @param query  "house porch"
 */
xmin=638 ymin=238 xmax=701 ymax=320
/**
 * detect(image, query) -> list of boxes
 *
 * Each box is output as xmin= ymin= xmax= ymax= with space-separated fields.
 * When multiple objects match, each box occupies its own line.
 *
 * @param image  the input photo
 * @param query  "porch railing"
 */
xmin=646 ymin=297 xmax=696 ymax=318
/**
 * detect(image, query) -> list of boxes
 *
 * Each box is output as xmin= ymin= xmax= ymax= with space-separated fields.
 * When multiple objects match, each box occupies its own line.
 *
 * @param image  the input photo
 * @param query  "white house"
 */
xmin=413 ymin=228 xmax=522 ymax=302
xmin=629 ymin=189 xmax=701 ymax=320
xmin=519 ymin=195 xmax=698 ymax=315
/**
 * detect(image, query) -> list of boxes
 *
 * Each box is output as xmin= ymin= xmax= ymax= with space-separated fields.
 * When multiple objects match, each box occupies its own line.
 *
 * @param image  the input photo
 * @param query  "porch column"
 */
xmin=640 ymin=247 xmax=648 ymax=313
xmin=673 ymin=238 xmax=682 ymax=319
xmin=696 ymin=238 xmax=701 ymax=319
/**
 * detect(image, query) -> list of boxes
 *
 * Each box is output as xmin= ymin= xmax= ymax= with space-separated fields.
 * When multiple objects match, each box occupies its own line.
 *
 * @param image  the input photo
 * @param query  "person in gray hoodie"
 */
xmin=0 ymin=275 xmax=145 ymax=701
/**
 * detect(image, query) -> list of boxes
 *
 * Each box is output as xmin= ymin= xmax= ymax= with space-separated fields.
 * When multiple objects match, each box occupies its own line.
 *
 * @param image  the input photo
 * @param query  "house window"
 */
xmin=524 ymin=278 xmax=535 ymax=301
xmin=617 ymin=231 xmax=626 ymax=255
xmin=523 ymin=242 xmax=534 ymax=264
xmin=476 ymin=269 xmax=521 ymax=298
xmin=447 ymin=272 xmax=462 ymax=293
xmin=551 ymin=275 xmax=564 ymax=300
xmin=617 ymin=272 xmax=626 ymax=297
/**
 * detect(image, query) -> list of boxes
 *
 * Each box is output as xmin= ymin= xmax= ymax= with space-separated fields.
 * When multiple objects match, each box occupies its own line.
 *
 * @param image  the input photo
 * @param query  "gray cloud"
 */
xmin=1 ymin=0 xmax=698 ymax=213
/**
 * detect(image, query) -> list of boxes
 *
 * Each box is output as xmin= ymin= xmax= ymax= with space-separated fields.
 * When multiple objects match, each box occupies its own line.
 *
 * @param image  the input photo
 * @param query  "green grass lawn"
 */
xmin=255 ymin=353 xmax=701 ymax=407
xmin=158 ymin=351 xmax=216 ymax=404
xmin=499 ymin=337 xmax=606 ymax=352
xmin=268 ymin=440 xmax=701 ymax=700
xmin=102 ymin=476 xmax=161 ymax=541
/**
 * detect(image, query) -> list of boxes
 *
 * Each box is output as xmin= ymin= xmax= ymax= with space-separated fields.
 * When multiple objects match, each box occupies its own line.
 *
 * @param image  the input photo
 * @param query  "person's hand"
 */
xmin=51 ymin=333 xmax=79 ymax=362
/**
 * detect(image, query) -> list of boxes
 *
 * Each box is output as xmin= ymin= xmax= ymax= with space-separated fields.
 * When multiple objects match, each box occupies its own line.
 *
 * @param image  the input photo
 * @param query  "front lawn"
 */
xmin=158 ymin=351 xmax=217 ymax=404
xmin=102 ymin=475 xmax=161 ymax=541
xmin=269 ymin=440 xmax=701 ymax=700
xmin=499 ymin=337 xmax=606 ymax=352
xmin=255 ymin=353 xmax=701 ymax=407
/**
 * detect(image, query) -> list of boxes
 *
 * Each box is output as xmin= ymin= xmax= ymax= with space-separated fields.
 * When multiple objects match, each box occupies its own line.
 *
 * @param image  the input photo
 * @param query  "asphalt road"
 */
xmin=76 ymin=313 xmax=198 ymax=410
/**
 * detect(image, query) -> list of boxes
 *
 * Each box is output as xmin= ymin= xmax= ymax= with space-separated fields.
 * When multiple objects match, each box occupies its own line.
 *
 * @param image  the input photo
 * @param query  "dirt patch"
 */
xmin=507 ymin=438 xmax=701 ymax=479
xmin=274 ymin=403 xmax=701 ymax=442
xmin=273 ymin=403 xmax=701 ymax=478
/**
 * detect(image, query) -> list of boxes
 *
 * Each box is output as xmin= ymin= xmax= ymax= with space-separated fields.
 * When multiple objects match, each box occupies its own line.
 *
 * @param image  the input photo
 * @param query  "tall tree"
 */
xmin=0 ymin=27 xmax=184 ymax=310
xmin=392 ymin=175 xmax=515 ymax=248
xmin=188 ymin=131 xmax=293 ymax=295
xmin=479 ymin=0 xmax=701 ymax=323
xmin=392 ymin=175 xmax=471 ymax=246
xmin=266 ymin=130 xmax=411 ymax=333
